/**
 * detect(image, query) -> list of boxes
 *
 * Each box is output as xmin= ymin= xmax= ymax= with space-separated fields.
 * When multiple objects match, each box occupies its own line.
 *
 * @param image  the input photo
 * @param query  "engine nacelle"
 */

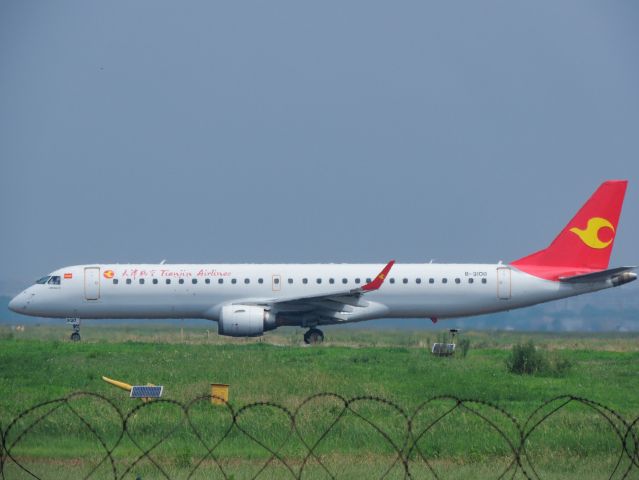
xmin=218 ymin=305 xmax=276 ymax=337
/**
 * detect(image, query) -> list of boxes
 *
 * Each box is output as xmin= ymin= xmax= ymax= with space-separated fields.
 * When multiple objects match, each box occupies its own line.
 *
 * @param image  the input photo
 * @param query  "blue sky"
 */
xmin=1 ymin=1 xmax=638 ymax=286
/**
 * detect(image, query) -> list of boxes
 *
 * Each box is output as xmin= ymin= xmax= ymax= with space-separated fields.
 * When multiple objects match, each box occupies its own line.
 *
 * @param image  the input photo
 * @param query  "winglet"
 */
xmin=361 ymin=260 xmax=395 ymax=292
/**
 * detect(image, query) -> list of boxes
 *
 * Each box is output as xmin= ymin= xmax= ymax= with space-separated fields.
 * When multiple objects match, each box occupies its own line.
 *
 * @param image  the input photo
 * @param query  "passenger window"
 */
xmin=442 ymin=278 xmax=448 ymax=284
xmin=366 ymin=278 xmax=372 ymax=283
xmin=273 ymin=277 xmax=279 ymax=284
xmin=316 ymin=278 xmax=322 ymax=284
xmin=192 ymin=279 xmax=198 ymax=284
xmin=153 ymin=279 xmax=158 ymax=284
xmin=342 ymin=278 xmax=348 ymax=284
xmin=232 ymin=279 xmax=237 ymax=284
xmin=126 ymin=279 xmax=132 ymax=285
xmin=429 ymin=278 xmax=434 ymax=284
xmin=258 ymin=278 xmax=264 ymax=284
xmin=36 ymin=276 xmax=51 ymax=284
xmin=468 ymin=278 xmax=474 ymax=284
xmin=205 ymin=278 xmax=210 ymax=284
xmin=303 ymin=278 xmax=308 ymax=284
xmin=355 ymin=278 xmax=361 ymax=284
xmin=329 ymin=278 xmax=335 ymax=284
xmin=390 ymin=278 xmax=395 ymax=284
xmin=179 ymin=279 xmax=184 ymax=284
xmin=455 ymin=278 xmax=460 ymax=284
xmin=113 ymin=279 xmax=119 ymax=285
xmin=139 ymin=279 xmax=145 ymax=285
xmin=402 ymin=278 xmax=408 ymax=284
xmin=218 ymin=278 xmax=224 ymax=284
xmin=288 ymin=278 xmax=293 ymax=284
xmin=482 ymin=278 xmax=487 ymax=284
xmin=48 ymin=276 xmax=61 ymax=285
xmin=416 ymin=278 xmax=421 ymax=284
xmin=244 ymin=278 xmax=250 ymax=284
xmin=166 ymin=279 xmax=171 ymax=285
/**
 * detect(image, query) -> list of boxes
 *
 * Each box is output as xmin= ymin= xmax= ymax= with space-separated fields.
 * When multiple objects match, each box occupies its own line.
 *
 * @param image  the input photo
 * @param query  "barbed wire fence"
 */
xmin=1 ymin=392 xmax=638 ymax=479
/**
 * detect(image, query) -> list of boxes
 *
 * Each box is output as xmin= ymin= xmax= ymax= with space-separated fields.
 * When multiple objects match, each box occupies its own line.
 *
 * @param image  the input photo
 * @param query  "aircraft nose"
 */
xmin=8 ymin=292 xmax=27 ymax=314
xmin=8 ymin=295 xmax=20 ymax=313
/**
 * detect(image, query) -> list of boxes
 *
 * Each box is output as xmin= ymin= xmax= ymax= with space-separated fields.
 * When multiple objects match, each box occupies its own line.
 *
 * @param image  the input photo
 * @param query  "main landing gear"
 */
xmin=67 ymin=318 xmax=81 ymax=342
xmin=303 ymin=328 xmax=324 ymax=345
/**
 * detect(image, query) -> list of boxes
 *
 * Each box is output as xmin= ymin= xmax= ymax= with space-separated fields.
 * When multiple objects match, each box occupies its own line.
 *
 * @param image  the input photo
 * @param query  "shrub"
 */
xmin=506 ymin=340 xmax=547 ymax=374
xmin=506 ymin=340 xmax=571 ymax=376
xmin=458 ymin=338 xmax=471 ymax=358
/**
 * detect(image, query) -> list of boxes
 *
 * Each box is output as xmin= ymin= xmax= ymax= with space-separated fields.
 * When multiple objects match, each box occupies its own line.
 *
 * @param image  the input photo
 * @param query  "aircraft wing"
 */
xmin=559 ymin=266 xmax=637 ymax=283
xmin=233 ymin=260 xmax=395 ymax=321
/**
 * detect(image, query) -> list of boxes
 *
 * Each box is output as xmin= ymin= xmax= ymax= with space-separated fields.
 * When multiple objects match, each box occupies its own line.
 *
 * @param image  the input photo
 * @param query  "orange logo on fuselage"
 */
xmin=103 ymin=270 xmax=115 ymax=279
xmin=569 ymin=217 xmax=615 ymax=249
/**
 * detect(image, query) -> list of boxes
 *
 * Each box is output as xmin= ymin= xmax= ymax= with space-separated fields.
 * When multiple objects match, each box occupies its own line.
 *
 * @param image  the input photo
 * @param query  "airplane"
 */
xmin=8 ymin=180 xmax=636 ymax=344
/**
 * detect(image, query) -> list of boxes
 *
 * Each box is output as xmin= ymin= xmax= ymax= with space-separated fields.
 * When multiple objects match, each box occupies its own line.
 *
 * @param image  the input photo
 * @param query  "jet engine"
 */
xmin=218 ymin=305 xmax=276 ymax=337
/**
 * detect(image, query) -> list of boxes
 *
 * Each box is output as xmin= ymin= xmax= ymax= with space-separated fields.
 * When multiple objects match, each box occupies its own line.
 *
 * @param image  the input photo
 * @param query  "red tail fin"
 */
xmin=512 ymin=180 xmax=627 ymax=280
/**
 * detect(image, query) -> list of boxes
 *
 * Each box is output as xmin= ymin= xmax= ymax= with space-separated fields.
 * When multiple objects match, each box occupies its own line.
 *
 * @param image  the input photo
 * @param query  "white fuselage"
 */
xmin=9 ymin=263 xmax=610 ymax=328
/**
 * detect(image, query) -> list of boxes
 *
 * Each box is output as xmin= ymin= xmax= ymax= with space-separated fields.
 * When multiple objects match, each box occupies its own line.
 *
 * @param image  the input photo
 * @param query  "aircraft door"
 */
xmin=272 ymin=274 xmax=281 ymax=292
xmin=84 ymin=267 xmax=100 ymax=300
xmin=497 ymin=267 xmax=511 ymax=300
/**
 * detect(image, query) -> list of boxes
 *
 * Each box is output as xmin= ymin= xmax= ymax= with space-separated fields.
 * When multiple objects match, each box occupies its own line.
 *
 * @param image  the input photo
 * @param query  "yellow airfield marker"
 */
xmin=102 ymin=376 xmax=132 ymax=392
xmin=211 ymin=383 xmax=229 ymax=405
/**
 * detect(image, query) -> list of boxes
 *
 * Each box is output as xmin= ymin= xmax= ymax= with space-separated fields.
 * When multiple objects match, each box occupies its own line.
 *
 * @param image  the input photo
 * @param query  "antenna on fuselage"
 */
xmin=160 ymin=259 xmax=166 ymax=265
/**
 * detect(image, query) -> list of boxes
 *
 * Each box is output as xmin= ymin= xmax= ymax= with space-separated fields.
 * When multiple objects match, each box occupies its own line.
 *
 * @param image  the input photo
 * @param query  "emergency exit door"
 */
xmin=84 ymin=267 xmax=100 ymax=300
xmin=497 ymin=267 xmax=511 ymax=300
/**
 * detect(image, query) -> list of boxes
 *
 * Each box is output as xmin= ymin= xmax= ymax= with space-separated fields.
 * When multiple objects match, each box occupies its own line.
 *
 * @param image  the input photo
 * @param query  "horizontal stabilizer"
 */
xmin=559 ymin=266 xmax=637 ymax=284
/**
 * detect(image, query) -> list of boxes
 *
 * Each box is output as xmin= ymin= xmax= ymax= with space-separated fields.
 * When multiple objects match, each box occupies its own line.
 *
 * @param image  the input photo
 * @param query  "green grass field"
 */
xmin=1 ymin=324 xmax=638 ymax=479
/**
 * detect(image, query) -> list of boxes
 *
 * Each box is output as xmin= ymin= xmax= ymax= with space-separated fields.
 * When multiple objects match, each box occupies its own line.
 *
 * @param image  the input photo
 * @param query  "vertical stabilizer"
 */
xmin=511 ymin=180 xmax=627 ymax=280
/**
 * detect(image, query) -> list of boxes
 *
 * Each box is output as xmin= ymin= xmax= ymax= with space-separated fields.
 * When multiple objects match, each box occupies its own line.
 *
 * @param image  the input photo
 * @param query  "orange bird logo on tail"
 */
xmin=569 ymin=217 xmax=615 ymax=249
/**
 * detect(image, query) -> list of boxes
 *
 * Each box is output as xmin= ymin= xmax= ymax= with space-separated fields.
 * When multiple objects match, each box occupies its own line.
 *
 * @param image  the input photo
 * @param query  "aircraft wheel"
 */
xmin=303 ymin=328 xmax=324 ymax=345
xmin=70 ymin=332 xmax=81 ymax=342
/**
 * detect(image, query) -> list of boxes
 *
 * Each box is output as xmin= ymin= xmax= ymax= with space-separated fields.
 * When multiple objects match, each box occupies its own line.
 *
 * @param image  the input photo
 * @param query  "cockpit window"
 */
xmin=48 ymin=276 xmax=61 ymax=285
xmin=36 ymin=276 xmax=51 ymax=284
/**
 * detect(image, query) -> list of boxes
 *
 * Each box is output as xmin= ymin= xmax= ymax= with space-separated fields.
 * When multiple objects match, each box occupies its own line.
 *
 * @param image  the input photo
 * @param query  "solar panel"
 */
xmin=130 ymin=385 xmax=163 ymax=398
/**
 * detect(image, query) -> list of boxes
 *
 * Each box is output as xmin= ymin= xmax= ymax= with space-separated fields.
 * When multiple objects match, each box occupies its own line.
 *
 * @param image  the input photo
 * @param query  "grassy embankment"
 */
xmin=0 ymin=325 xmax=638 ymax=479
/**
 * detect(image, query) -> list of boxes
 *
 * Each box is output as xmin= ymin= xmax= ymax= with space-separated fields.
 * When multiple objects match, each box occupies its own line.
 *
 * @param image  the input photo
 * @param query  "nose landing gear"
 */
xmin=67 ymin=318 xmax=81 ymax=342
xmin=303 ymin=328 xmax=324 ymax=345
